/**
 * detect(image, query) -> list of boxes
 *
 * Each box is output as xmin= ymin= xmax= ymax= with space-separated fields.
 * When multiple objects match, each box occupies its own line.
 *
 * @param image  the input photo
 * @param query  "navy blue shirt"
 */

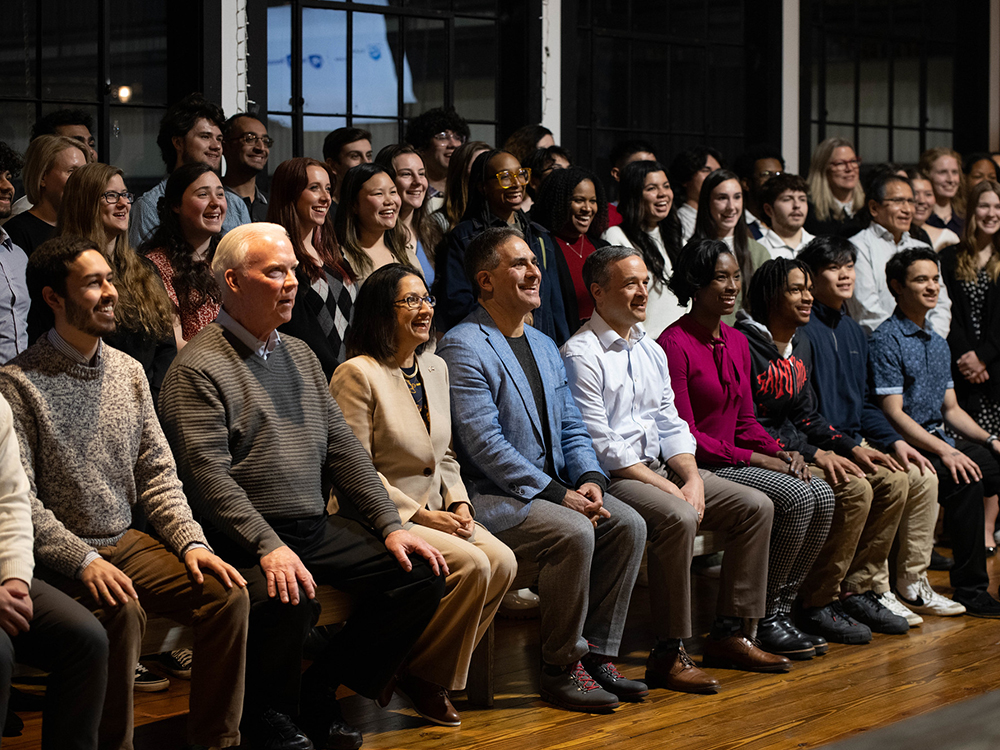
xmin=801 ymin=301 xmax=903 ymax=450
xmin=869 ymin=308 xmax=954 ymax=445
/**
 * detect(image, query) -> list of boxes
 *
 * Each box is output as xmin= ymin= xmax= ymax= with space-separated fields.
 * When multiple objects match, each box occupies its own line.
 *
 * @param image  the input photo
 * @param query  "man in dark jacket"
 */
xmin=736 ymin=257 xmax=910 ymax=644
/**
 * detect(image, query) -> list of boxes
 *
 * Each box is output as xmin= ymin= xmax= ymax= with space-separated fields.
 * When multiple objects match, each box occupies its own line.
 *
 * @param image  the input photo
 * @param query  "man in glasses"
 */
xmin=733 ymin=145 xmax=786 ymax=240
xmin=846 ymin=172 xmax=951 ymax=339
xmin=130 ymin=93 xmax=251 ymax=247
xmin=405 ymin=107 xmax=470 ymax=202
xmin=222 ymin=113 xmax=272 ymax=222
xmin=0 ymin=142 xmax=30 ymax=364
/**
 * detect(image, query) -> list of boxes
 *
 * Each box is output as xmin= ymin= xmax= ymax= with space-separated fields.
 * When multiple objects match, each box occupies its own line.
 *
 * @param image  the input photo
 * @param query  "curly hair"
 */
xmin=669 ymin=145 xmax=724 ymax=200
xmin=58 ymin=162 xmax=173 ymax=337
xmin=617 ymin=160 xmax=682 ymax=285
xmin=533 ymin=166 xmax=608 ymax=241
xmin=0 ymin=141 xmax=24 ymax=178
xmin=744 ymin=257 xmax=812 ymax=326
xmin=156 ymin=93 xmax=225 ymax=172
xmin=442 ymin=140 xmax=491 ymax=230
xmin=503 ymin=124 xmax=554 ymax=165
xmin=31 ymin=109 xmax=95 ymax=140
xmin=139 ymin=162 xmax=222 ymax=320
xmin=405 ymin=107 xmax=470 ymax=151
xmin=953 ymin=180 xmax=1000 ymax=284
xmin=267 ymin=157 xmax=352 ymax=283
xmin=333 ymin=162 xmax=411 ymax=276
xmin=374 ymin=144 xmax=443 ymax=264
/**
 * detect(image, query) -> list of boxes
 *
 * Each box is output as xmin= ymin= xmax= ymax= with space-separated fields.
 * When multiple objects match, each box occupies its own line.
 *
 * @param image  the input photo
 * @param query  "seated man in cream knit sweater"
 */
xmin=0 ymin=235 xmax=249 ymax=750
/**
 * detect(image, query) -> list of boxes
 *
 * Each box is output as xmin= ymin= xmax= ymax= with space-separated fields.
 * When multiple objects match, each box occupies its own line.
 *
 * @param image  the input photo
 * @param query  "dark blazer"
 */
xmin=940 ymin=245 xmax=1000 ymax=405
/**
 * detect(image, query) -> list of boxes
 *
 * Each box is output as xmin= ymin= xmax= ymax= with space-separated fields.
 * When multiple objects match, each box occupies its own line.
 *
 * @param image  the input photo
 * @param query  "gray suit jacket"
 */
xmin=437 ymin=305 xmax=604 ymax=533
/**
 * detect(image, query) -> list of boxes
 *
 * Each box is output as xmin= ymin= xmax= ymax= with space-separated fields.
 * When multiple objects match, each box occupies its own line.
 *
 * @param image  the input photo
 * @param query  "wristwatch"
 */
xmin=987 ymin=434 xmax=998 ymax=447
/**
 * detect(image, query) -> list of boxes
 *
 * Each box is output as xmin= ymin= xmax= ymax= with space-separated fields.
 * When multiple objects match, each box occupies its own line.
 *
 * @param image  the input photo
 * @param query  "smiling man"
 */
xmin=846 ymin=173 xmax=951 ymax=338
xmin=0 ymin=143 xmax=30 ymax=364
xmin=759 ymin=173 xmax=814 ymax=259
xmin=159 ymin=223 xmax=447 ymax=750
xmin=439 ymin=227 xmax=648 ymax=713
xmin=130 ymin=93 xmax=251 ymax=247
xmin=0 ymin=235 xmax=249 ymax=750
xmin=561 ymin=245 xmax=785 ymax=694
xmin=222 ymin=113 xmax=271 ymax=222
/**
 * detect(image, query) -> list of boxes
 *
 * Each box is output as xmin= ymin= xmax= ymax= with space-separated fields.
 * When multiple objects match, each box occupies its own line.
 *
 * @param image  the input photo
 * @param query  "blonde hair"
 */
xmin=806 ymin=137 xmax=865 ymax=222
xmin=919 ymin=147 xmax=966 ymax=217
xmin=953 ymin=180 xmax=1000 ymax=283
xmin=22 ymin=135 xmax=92 ymax=205
xmin=57 ymin=163 xmax=173 ymax=337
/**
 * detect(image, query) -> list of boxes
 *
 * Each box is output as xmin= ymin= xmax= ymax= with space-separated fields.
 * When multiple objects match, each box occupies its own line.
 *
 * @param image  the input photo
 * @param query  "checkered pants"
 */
xmin=712 ymin=466 xmax=835 ymax=615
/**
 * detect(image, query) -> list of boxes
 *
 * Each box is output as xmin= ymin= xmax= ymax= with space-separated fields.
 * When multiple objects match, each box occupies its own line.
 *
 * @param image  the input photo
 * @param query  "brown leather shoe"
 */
xmin=644 ymin=644 xmax=720 ymax=694
xmin=702 ymin=633 xmax=792 ymax=673
xmin=397 ymin=675 xmax=461 ymax=727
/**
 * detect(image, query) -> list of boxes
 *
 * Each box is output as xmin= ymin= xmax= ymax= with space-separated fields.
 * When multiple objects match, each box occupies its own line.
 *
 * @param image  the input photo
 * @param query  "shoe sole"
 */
xmin=897 ymin=599 xmax=965 ymax=617
xmin=701 ymin=655 xmax=792 ymax=673
xmin=133 ymin=680 xmax=169 ymax=692
xmin=959 ymin=609 xmax=1000 ymax=619
xmin=643 ymin=672 xmax=719 ymax=695
xmin=394 ymin=686 xmax=462 ymax=727
xmin=539 ymin=690 xmax=619 ymax=713
xmin=807 ymin=642 xmax=829 ymax=656
xmin=158 ymin=667 xmax=192 ymax=679
xmin=755 ymin=644 xmax=815 ymax=660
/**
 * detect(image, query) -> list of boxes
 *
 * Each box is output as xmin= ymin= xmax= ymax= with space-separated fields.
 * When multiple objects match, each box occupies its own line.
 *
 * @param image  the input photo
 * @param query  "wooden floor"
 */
xmin=8 ymin=550 xmax=1000 ymax=750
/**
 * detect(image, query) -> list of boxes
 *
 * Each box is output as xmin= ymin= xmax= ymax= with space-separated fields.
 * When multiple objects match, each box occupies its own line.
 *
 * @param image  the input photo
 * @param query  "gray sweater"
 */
xmin=0 ymin=335 xmax=208 ymax=578
xmin=159 ymin=323 xmax=403 ymax=558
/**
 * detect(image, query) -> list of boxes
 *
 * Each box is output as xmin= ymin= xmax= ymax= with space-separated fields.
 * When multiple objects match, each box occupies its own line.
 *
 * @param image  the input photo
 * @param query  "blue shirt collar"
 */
xmin=47 ymin=327 xmax=102 ymax=367
xmin=216 ymin=308 xmax=281 ymax=359
xmin=892 ymin=307 xmax=931 ymax=338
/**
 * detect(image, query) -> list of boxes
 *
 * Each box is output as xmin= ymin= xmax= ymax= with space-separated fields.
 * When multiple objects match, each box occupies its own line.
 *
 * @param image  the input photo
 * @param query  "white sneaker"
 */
xmin=499 ymin=588 xmax=540 ymax=619
xmin=880 ymin=591 xmax=923 ymax=626
xmin=897 ymin=576 xmax=967 ymax=617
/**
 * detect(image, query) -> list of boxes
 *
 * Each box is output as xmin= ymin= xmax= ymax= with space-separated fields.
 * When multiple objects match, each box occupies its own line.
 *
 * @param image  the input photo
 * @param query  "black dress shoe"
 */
xmin=756 ymin=614 xmax=815 ymax=659
xmin=777 ymin=615 xmax=828 ymax=655
xmin=249 ymin=709 xmax=315 ymax=750
xmin=300 ymin=689 xmax=363 ymax=750
xmin=928 ymin=550 xmax=954 ymax=571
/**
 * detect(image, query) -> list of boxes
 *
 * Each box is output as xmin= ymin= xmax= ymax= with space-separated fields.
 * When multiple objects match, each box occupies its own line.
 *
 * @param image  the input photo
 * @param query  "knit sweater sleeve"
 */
xmin=160 ymin=361 xmax=287 ymax=558
xmin=0 ymin=395 xmax=34 ymax=586
xmin=0 ymin=370 xmax=94 ymax=578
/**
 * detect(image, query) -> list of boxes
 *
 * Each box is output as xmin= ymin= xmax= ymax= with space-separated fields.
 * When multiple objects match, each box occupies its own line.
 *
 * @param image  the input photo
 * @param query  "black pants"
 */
xmin=0 ymin=579 xmax=109 ymax=750
xmin=213 ymin=514 xmax=445 ymax=718
xmin=922 ymin=439 xmax=1000 ymax=599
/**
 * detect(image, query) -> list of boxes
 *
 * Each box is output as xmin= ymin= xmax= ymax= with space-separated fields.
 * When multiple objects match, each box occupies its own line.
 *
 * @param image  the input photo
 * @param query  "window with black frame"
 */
xmin=569 ymin=0 xmax=747 ymax=197
xmin=802 ymin=0 xmax=956 ymax=167
xmin=265 ymin=0 xmax=501 ymax=164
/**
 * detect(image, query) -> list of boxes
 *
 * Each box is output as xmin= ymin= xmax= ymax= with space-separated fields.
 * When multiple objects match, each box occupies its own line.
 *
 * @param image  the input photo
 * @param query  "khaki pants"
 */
xmin=876 ymin=462 xmax=940 ymax=588
xmin=41 ymin=529 xmax=249 ymax=750
xmin=800 ymin=463 xmax=908 ymax=607
xmin=404 ymin=523 xmax=517 ymax=690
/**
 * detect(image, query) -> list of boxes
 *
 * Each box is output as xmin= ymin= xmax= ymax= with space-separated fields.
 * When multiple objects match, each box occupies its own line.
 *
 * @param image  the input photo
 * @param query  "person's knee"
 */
xmin=493 ymin=543 xmax=518 ymax=587
xmin=71 ymin=612 xmax=111 ymax=665
xmin=551 ymin=513 xmax=598 ymax=561
xmin=743 ymin=488 xmax=774 ymax=526
xmin=837 ymin=475 xmax=874 ymax=510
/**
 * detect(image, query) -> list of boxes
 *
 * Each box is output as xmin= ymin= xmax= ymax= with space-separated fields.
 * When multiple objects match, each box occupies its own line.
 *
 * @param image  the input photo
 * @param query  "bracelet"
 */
xmin=987 ymin=434 xmax=998 ymax=447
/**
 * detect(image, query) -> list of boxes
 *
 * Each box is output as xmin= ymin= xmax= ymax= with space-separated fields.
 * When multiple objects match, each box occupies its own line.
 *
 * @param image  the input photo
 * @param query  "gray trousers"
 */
xmin=492 ymin=493 xmax=645 ymax=666
xmin=609 ymin=463 xmax=773 ymax=640
xmin=0 ymin=578 xmax=109 ymax=750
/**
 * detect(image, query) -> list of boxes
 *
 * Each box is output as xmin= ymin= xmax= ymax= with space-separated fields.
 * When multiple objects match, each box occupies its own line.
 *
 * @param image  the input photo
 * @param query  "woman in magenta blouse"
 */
xmin=657 ymin=238 xmax=835 ymax=661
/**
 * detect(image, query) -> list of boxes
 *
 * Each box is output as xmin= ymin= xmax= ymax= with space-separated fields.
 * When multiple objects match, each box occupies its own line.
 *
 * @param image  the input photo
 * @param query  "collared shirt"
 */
xmin=869 ymin=308 xmax=954 ymax=443
xmin=745 ymin=209 xmax=765 ymax=240
xmin=758 ymin=225 xmax=815 ymax=260
xmin=561 ymin=311 xmax=697 ymax=472
xmin=216 ymin=307 xmax=281 ymax=360
xmin=678 ymin=203 xmax=697 ymax=244
xmin=225 ymin=185 xmax=269 ymax=223
xmin=130 ymin=176 xmax=252 ymax=248
xmin=0 ymin=228 xmax=30 ymax=363
xmin=846 ymin=221 xmax=951 ymax=339
xmin=47 ymin=327 xmax=103 ymax=367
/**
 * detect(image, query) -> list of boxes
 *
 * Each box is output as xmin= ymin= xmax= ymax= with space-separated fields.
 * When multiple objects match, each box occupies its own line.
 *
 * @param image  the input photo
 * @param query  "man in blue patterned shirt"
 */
xmin=869 ymin=247 xmax=1000 ymax=617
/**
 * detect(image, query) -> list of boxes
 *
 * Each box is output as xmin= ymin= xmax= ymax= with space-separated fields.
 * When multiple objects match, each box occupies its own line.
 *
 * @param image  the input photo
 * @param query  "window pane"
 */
xmin=109 ymin=105 xmax=166 ymax=187
xmin=825 ymin=36 xmax=855 ymax=125
xmin=892 ymin=54 xmax=920 ymax=128
xmin=109 ymin=0 xmax=168 ymax=106
xmin=670 ymin=46 xmax=705 ymax=133
xmin=592 ymin=0 xmax=628 ymax=30
xmin=925 ymin=130 xmax=953 ymax=150
xmin=365 ymin=118 xmax=402 ymax=153
xmin=351 ymin=12 xmax=408 ymax=119
xmin=630 ymin=44 xmax=669 ymax=132
xmin=707 ymin=45 xmax=744 ymax=136
xmin=40 ymin=0 xmax=99 ymax=101
xmin=267 ymin=117 xmax=298 ymax=167
xmin=454 ymin=17 xmax=497 ymax=122
xmin=303 ymin=115 xmax=347 ymax=162
xmin=858 ymin=126 xmax=888 ymax=164
xmin=302 ymin=7 xmax=348 ymax=116
xmin=858 ymin=39 xmax=889 ymax=126
xmin=452 ymin=0 xmax=498 ymax=13
xmin=404 ymin=17 xmax=447 ymax=120
xmin=708 ymin=0 xmax=742 ymax=45
xmin=0 ymin=103 xmax=39 ymax=160
xmin=0 ymin=1 xmax=38 ymax=100
xmin=468 ymin=122 xmax=496 ymax=147
xmin=592 ymin=37 xmax=629 ymax=129
xmin=893 ymin=128 xmax=920 ymax=164
xmin=632 ymin=3 xmax=669 ymax=32
xmin=267 ymin=3 xmax=294 ymax=114
xmin=926 ymin=54 xmax=952 ymax=130
xmin=671 ymin=0 xmax=706 ymax=39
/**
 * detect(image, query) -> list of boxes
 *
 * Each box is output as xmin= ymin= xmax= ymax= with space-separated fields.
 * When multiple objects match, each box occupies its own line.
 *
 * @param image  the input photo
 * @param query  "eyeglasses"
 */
xmin=432 ymin=131 xmax=467 ymax=145
xmin=230 ymin=132 xmax=274 ymax=148
xmin=100 ymin=190 xmax=134 ymax=204
xmin=495 ymin=168 xmax=531 ymax=189
xmin=393 ymin=294 xmax=436 ymax=309
xmin=757 ymin=170 xmax=784 ymax=180
xmin=881 ymin=197 xmax=916 ymax=206
xmin=828 ymin=159 xmax=861 ymax=172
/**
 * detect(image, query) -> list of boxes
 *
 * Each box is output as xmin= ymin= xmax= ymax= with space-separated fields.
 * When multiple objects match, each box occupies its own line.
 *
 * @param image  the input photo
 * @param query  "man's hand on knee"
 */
xmin=0 ymin=580 xmax=32 ymax=636
xmin=81 ymin=558 xmax=138 ymax=607
xmin=260 ymin=546 xmax=316 ymax=605
xmin=184 ymin=548 xmax=247 ymax=589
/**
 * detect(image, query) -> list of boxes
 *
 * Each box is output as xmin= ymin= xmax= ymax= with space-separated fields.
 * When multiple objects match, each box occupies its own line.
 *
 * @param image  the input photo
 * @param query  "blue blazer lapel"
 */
xmin=476 ymin=308 xmax=545 ymax=440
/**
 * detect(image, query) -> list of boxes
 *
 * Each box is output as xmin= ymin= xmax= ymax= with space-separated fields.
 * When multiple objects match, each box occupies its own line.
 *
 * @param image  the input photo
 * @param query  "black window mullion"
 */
xmin=291 ymin=0 xmax=304 ymax=156
xmin=345 ymin=9 xmax=354 ymax=128
xmin=98 ymin=0 xmax=111 ymax=162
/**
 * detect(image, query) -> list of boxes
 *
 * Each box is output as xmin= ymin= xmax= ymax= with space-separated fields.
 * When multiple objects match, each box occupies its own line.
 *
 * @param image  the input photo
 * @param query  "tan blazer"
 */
xmin=330 ymin=352 xmax=470 ymax=524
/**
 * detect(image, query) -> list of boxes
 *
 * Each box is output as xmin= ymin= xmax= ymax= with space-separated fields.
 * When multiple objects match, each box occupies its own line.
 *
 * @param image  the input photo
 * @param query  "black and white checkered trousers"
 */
xmin=711 ymin=465 xmax=835 ymax=615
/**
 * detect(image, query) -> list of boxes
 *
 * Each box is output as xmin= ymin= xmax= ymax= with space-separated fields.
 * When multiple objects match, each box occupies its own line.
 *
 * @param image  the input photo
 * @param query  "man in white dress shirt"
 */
xmin=759 ymin=174 xmax=815 ymax=259
xmin=561 ymin=245 xmax=787 ymax=695
xmin=846 ymin=172 xmax=951 ymax=338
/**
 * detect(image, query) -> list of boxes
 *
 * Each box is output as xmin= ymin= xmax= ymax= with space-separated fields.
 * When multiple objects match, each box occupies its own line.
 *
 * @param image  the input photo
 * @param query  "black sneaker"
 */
xmin=133 ymin=663 xmax=169 ymax=692
xmin=795 ymin=601 xmax=872 ymax=644
xmin=777 ymin=615 xmax=828 ymax=655
xmin=300 ymin=687 xmax=363 ymax=750
xmin=157 ymin=649 xmax=192 ymax=679
xmin=840 ymin=592 xmax=910 ymax=635
xmin=581 ymin=653 xmax=648 ymax=701
xmin=953 ymin=591 xmax=1000 ymax=619
xmin=250 ymin=708 xmax=315 ymax=750
xmin=756 ymin=614 xmax=816 ymax=659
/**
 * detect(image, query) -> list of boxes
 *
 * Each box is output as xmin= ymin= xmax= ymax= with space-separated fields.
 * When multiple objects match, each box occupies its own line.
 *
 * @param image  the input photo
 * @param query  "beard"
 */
xmin=65 ymin=296 xmax=116 ymax=338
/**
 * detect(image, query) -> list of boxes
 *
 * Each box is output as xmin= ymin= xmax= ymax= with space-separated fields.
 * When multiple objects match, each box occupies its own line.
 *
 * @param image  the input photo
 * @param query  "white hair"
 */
xmin=212 ymin=222 xmax=288 ymax=292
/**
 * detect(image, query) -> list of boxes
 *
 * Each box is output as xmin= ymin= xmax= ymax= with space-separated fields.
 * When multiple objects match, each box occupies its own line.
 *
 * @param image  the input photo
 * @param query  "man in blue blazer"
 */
xmin=438 ymin=226 xmax=647 ymax=713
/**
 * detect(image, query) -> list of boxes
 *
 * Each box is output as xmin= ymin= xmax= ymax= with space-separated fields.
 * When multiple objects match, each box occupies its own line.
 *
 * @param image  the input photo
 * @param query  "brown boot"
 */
xmin=644 ymin=643 xmax=720 ymax=694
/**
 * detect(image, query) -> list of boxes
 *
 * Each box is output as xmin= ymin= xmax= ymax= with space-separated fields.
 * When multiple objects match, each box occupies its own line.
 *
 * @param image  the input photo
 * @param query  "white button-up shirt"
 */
xmin=560 ymin=311 xmax=697 ymax=471
xmin=846 ymin=221 xmax=951 ymax=339
xmin=758 ymin=225 xmax=815 ymax=260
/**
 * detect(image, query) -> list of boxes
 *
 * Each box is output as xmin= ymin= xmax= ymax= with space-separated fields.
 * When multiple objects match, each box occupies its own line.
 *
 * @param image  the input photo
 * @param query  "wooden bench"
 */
xmin=141 ymin=531 xmax=726 ymax=707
